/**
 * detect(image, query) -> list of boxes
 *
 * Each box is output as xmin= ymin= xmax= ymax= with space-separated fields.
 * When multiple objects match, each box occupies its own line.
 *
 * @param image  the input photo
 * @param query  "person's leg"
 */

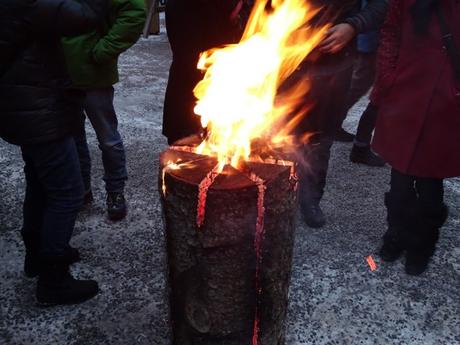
xmin=84 ymin=87 xmax=127 ymax=220
xmin=22 ymin=138 xmax=85 ymax=256
xmin=21 ymin=152 xmax=45 ymax=277
xmin=22 ymin=136 xmax=98 ymax=305
xmin=74 ymin=112 xmax=93 ymax=204
xmin=349 ymin=102 xmax=385 ymax=166
xmin=405 ymin=177 xmax=447 ymax=275
xmin=298 ymin=65 xmax=353 ymax=227
xmin=335 ymin=53 xmax=377 ymax=141
xmin=379 ymin=168 xmax=416 ymax=262
xmin=344 ymin=53 xmax=376 ymax=111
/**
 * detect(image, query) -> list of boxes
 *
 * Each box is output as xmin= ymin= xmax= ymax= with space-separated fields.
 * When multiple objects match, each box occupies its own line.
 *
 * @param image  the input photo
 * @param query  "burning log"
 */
xmin=160 ymin=139 xmax=298 ymax=345
xmin=158 ymin=0 xmax=330 ymax=342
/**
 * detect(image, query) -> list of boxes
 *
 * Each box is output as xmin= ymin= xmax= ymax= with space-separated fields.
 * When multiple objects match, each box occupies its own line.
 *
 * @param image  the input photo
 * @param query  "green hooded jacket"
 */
xmin=62 ymin=0 xmax=145 ymax=88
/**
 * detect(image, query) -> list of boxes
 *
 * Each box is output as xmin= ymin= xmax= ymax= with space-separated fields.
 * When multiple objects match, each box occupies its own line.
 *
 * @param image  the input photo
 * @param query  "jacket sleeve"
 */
xmin=370 ymin=0 xmax=403 ymax=105
xmin=344 ymin=0 xmax=389 ymax=33
xmin=92 ymin=0 xmax=146 ymax=64
xmin=30 ymin=0 xmax=108 ymax=36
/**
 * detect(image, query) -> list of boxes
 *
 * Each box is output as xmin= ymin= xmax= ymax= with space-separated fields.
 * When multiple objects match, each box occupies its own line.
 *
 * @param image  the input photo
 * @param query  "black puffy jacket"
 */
xmin=0 ymin=0 xmax=107 ymax=146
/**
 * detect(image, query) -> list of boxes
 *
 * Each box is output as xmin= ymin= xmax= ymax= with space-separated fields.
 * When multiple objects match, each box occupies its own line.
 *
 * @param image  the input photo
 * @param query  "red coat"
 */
xmin=371 ymin=0 xmax=460 ymax=178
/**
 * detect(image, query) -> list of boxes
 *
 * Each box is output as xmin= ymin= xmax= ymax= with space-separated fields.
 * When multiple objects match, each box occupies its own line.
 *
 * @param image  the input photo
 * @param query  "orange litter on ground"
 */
xmin=366 ymin=255 xmax=377 ymax=271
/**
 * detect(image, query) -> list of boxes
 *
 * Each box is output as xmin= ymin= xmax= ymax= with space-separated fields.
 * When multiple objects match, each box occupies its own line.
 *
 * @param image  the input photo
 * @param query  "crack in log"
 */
xmin=197 ymin=163 xmax=222 ymax=228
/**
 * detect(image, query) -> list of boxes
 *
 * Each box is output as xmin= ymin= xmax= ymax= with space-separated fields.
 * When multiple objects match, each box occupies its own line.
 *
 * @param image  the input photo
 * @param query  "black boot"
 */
xmin=334 ymin=127 xmax=355 ymax=142
xmin=22 ymin=232 xmax=40 ymax=278
xmin=300 ymin=200 xmax=326 ymax=228
xmin=37 ymin=258 xmax=98 ymax=306
xmin=107 ymin=192 xmax=127 ymax=221
xmin=23 ymin=232 xmax=81 ymax=278
xmin=378 ymin=193 xmax=412 ymax=262
xmin=405 ymin=202 xmax=448 ymax=276
xmin=350 ymin=144 xmax=385 ymax=167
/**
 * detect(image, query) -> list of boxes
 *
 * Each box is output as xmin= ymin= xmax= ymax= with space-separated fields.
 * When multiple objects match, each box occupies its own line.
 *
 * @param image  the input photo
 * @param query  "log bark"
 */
xmin=160 ymin=144 xmax=297 ymax=345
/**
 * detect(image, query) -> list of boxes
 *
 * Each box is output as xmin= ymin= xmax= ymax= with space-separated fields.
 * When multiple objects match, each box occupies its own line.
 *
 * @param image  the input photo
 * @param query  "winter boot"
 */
xmin=350 ymin=144 xmax=385 ymax=167
xmin=378 ymin=193 xmax=413 ymax=262
xmin=300 ymin=200 xmax=326 ymax=228
xmin=22 ymin=232 xmax=40 ymax=278
xmin=107 ymin=192 xmax=127 ymax=221
xmin=36 ymin=258 xmax=98 ymax=306
xmin=334 ymin=127 xmax=355 ymax=142
xmin=405 ymin=202 xmax=448 ymax=276
xmin=23 ymin=231 xmax=81 ymax=278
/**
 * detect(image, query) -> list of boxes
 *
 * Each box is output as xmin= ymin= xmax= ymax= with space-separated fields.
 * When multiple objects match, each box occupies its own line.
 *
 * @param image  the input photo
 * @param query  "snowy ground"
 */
xmin=1 ymin=25 xmax=459 ymax=345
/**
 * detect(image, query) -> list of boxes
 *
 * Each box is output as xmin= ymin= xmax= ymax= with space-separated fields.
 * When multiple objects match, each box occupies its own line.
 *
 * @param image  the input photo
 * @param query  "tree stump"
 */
xmin=159 ymin=141 xmax=298 ymax=345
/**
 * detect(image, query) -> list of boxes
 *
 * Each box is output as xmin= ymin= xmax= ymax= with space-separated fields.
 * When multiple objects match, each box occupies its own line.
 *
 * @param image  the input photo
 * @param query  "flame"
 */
xmin=162 ymin=160 xmax=197 ymax=196
xmin=193 ymin=0 xmax=330 ymax=169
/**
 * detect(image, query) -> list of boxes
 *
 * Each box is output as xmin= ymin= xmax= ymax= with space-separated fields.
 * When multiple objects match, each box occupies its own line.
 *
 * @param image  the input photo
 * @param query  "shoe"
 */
xmin=378 ymin=238 xmax=404 ymax=262
xmin=334 ymin=128 xmax=355 ymax=142
xmin=404 ymin=202 xmax=447 ymax=276
xmin=301 ymin=202 xmax=326 ymax=228
xmin=350 ymin=145 xmax=385 ymax=167
xmin=25 ymin=246 xmax=81 ymax=278
xmin=36 ymin=259 xmax=98 ymax=306
xmin=107 ymin=192 xmax=127 ymax=221
xmin=83 ymin=189 xmax=94 ymax=206
xmin=405 ymin=251 xmax=431 ymax=276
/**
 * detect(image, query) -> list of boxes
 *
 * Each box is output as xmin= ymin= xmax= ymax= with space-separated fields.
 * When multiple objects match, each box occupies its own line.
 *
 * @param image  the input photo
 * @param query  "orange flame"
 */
xmin=193 ymin=0 xmax=330 ymax=169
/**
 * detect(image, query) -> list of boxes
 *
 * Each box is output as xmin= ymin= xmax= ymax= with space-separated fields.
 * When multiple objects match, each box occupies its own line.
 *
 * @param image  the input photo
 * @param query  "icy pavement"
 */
xmin=1 ymin=30 xmax=459 ymax=345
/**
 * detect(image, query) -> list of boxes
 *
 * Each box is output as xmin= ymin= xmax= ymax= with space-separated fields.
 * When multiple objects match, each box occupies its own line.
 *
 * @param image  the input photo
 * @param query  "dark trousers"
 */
xmin=74 ymin=87 xmax=127 ymax=193
xmin=389 ymin=169 xmax=444 ymax=206
xmin=338 ymin=52 xmax=376 ymax=129
xmin=386 ymin=169 xmax=446 ymax=251
xmin=294 ymin=65 xmax=354 ymax=204
xmin=355 ymin=101 xmax=378 ymax=145
xmin=21 ymin=137 xmax=84 ymax=257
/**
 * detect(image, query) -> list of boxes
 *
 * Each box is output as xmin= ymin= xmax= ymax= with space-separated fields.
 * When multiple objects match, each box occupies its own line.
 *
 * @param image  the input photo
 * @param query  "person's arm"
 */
xmin=92 ymin=0 xmax=146 ymax=64
xmin=344 ymin=0 xmax=389 ymax=34
xmin=30 ymin=0 xmax=108 ymax=36
xmin=319 ymin=0 xmax=389 ymax=54
xmin=370 ymin=0 xmax=403 ymax=104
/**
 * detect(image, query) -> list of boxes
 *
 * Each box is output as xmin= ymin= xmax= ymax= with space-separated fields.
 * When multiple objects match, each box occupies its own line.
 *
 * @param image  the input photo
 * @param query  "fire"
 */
xmin=193 ymin=0 xmax=330 ymax=169
xmin=162 ymin=160 xmax=196 ymax=196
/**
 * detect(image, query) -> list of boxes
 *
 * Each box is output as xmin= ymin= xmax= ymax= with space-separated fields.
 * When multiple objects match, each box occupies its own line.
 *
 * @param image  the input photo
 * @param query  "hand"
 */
xmin=319 ymin=23 xmax=356 ymax=54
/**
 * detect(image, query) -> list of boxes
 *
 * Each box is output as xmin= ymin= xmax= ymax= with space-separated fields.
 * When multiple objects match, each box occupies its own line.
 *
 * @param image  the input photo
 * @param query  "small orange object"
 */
xmin=366 ymin=255 xmax=377 ymax=271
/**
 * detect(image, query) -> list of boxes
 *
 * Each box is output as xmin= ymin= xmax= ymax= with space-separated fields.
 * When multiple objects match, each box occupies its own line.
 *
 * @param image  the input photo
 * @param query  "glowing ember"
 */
xmin=193 ymin=0 xmax=330 ymax=169
xmin=245 ymin=171 xmax=266 ymax=345
xmin=162 ymin=160 xmax=197 ymax=196
xmin=366 ymin=255 xmax=377 ymax=271
xmin=196 ymin=164 xmax=222 ymax=227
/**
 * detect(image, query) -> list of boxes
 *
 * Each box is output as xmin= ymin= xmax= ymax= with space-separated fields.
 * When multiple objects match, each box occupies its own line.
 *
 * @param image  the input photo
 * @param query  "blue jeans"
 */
xmin=75 ymin=87 xmax=127 ymax=193
xmin=21 ymin=137 xmax=84 ymax=257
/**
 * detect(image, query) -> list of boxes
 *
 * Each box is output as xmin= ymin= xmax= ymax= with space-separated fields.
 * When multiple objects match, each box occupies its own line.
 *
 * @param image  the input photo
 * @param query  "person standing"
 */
xmin=291 ymin=0 xmax=388 ymax=228
xmin=373 ymin=0 xmax=460 ymax=275
xmin=0 ymin=0 xmax=107 ymax=305
xmin=163 ymin=0 xmax=247 ymax=145
xmin=62 ymin=0 xmax=146 ymax=221
xmin=333 ymin=1 xmax=387 ymax=167
xmin=334 ymin=2 xmax=380 ymax=144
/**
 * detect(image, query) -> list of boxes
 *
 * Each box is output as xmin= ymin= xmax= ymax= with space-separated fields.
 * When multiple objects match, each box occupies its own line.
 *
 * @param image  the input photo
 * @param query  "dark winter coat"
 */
xmin=162 ymin=0 xmax=250 ymax=143
xmin=371 ymin=0 xmax=460 ymax=178
xmin=305 ymin=0 xmax=389 ymax=75
xmin=0 ymin=0 xmax=107 ymax=146
xmin=62 ymin=0 xmax=146 ymax=88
